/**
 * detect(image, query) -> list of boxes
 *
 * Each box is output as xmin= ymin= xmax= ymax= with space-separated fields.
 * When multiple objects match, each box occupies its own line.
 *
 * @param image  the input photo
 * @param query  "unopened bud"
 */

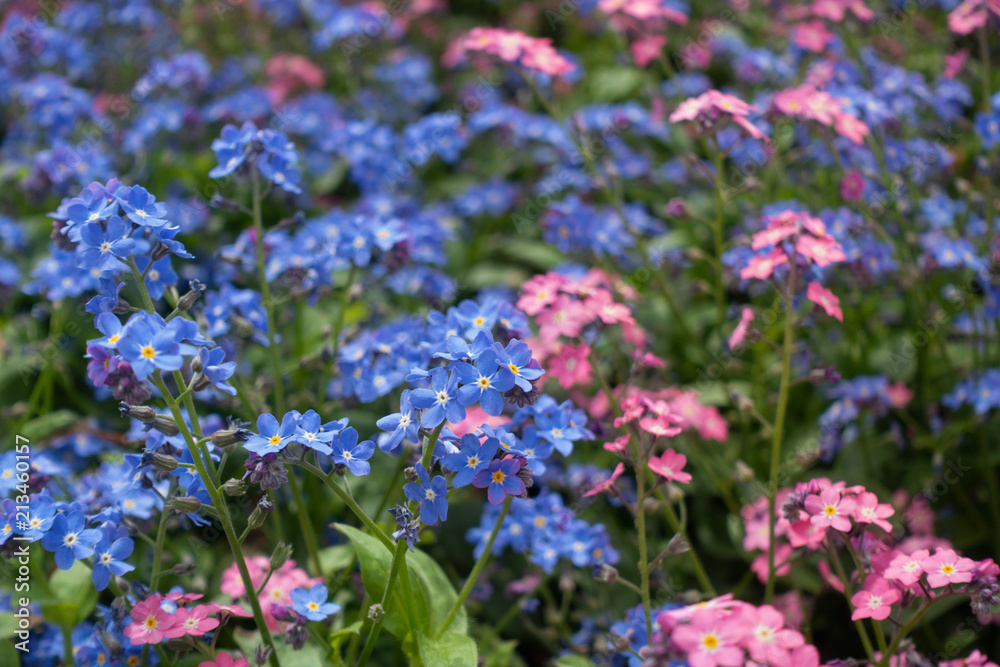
xmin=594 ymin=563 xmax=618 ymax=584
xmin=270 ymin=542 xmax=293 ymax=571
xmin=172 ymin=562 xmax=198 ymax=576
xmin=731 ymin=391 xmax=754 ymax=413
xmin=151 ymin=452 xmax=179 ymax=472
xmin=254 ymin=645 xmax=273 ymax=666
xmin=209 ymin=193 xmax=243 ymax=212
xmin=149 ymin=417 xmax=180 ymax=436
xmin=248 ymin=498 xmax=274 ymax=530
xmin=167 ymin=496 xmax=202 ymax=514
xmin=177 ymin=280 xmax=206 ymax=312
xmin=98 ymin=628 xmax=123 ymax=656
xmin=733 ymin=460 xmax=755 ymax=483
xmin=795 ymin=448 xmax=821 ymax=468
xmin=212 ymin=426 xmax=252 ymax=448
xmin=223 ymin=478 xmax=247 ymax=496
xmin=368 ymin=603 xmax=385 ymax=622
xmin=666 ymin=484 xmax=684 ymax=503
xmin=112 ymin=299 xmax=131 ymax=315
xmin=666 ymin=533 xmax=690 ymax=555
xmin=610 ymin=631 xmax=633 ymax=652
xmin=150 ymin=242 xmax=171 ymax=262
xmin=119 ymin=402 xmax=157 ymax=423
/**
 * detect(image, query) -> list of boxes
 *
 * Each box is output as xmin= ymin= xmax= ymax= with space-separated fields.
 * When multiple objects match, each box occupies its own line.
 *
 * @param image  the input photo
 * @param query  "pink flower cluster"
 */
xmin=443 ymin=27 xmax=575 ymax=78
xmin=772 ymin=84 xmax=870 ymax=145
xmin=948 ymin=0 xmax=1000 ymax=35
xmin=670 ymin=90 xmax=769 ymax=141
xmin=124 ymin=592 xmax=250 ymax=646
xmin=610 ymin=388 xmax=727 ymax=442
xmin=741 ymin=209 xmax=846 ymax=321
xmin=647 ymin=594 xmax=820 ymax=667
xmin=598 ymin=0 xmax=688 ymax=23
xmin=220 ymin=556 xmax=320 ymax=631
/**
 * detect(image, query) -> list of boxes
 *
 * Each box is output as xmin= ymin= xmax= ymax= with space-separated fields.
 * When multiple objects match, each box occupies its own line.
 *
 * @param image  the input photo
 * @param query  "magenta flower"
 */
xmin=124 ymin=595 xmax=178 ymax=645
xmin=852 ymin=492 xmax=895 ymax=532
xmin=671 ymin=608 xmax=746 ymax=667
xmin=806 ymin=282 xmax=843 ymax=322
xmin=921 ymin=548 xmax=977 ymax=588
xmin=648 ymin=449 xmax=692 ymax=484
xmin=745 ymin=604 xmax=805 ymax=664
xmin=883 ymin=549 xmax=929 ymax=587
xmin=582 ymin=462 xmax=626 ymax=498
xmin=804 ymin=488 xmax=856 ymax=532
xmin=670 ymin=90 xmax=769 ymax=141
xmin=850 ymin=576 xmax=900 ymax=621
xmin=199 ymin=653 xmax=250 ymax=667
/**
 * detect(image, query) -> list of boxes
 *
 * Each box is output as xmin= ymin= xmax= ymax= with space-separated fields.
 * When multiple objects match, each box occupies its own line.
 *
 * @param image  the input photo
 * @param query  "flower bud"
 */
xmin=151 ymin=452 xmax=179 ymax=472
xmin=149 ymin=417 xmax=180 ymax=436
xmin=248 ymin=498 xmax=274 ymax=530
xmin=167 ymin=496 xmax=202 ymax=514
xmin=212 ymin=426 xmax=253 ymax=448
xmin=666 ymin=533 xmax=690 ymax=555
xmin=150 ymin=242 xmax=171 ymax=262
xmin=733 ymin=460 xmax=755 ymax=483
xmin=223 ymin=478 xmax=247 ymax=497
xmin=368 ymin=603 xmax=385 ymax=622
xmin=270 ymin=542 xmax=293 ymax=571
xmin=118 ymin=401 xmax=157 ymax=423
xmin=254 ymin=645 xmax=273 ymax=666
xmin=594 ymin=563 xmax=618 ymax=584
xmin=177 ymin=279 xmax=206 ymax=312
xmin=795 ymin=448 xmax=821 ymax=468
xmin=172 ymin=562 xmax=198 ymax=576
xmin=209 ymin=193 xmax=244 ymax=212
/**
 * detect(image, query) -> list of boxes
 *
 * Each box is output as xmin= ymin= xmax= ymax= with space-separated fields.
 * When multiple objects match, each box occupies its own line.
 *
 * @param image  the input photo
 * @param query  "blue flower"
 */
xmin=492 ymin=339 xmax=544 ymax=392
xmin=209 ymin=121 xmax=257 ymax=178
xmin=472 ymin=458 xmax=526 ymax=505
xmin=76 ymin=216 xmax=134 ymax=271
xmin=375 ymin=389 xmax=420 ymax=453
xmin=258 ymin=153 xmax=302 ymax=194
xmin=40 ymin=511 xmax=101 ymax=570
xmin=410 ymin=368 xmax=466 ymax=427
xmin=441 ymin=433 xmax=499 ymax=488
xmin=403 ymin=463 xmax=449 ymax=525
xmin=196 ymin=347 xmax=237 ymax=396
xmin=331 ymin=427 xmax=375 ymax=476
xmin=292 ymin=409 xmax=335 ymax=454
xmin=290 ymin=583 xmax=340 ymax=621
xmin=117 ymin=315 xmax=184 ymax=380
xmin=245 ymin=412 xmax=298 ymax=455
xmin=85 ymin=279 xmax=125 ymax=315
xmin=116 ymin=185 xmax=169 ymax=227
xmin=91 ymin=530 xmax=135 ymax=591
xmin=137 ymin=257 xmax=177 ymax=301
xmin=975 ymin=110 xmax=1000 ymax=150
xmin=435 ymin=330 xmax=495 ymax=362
xmin=454 ymin=349 xmax=515 ymax=416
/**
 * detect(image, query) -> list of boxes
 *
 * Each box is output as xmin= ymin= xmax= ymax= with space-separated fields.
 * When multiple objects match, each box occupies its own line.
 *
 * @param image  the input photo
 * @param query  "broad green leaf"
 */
xmin=417 ymin=631 xmax=477 ymax=667
xmin=233 ymin=630 xmax=325 ymax=667
xmin=556 ymin=656 xmax=597 ymax=667
xmin=328 ymin=620 xmax=363 ymax=652
xmin=483 ymin=639 xmax=518 ymax=667
xmin=0 ymin=639 xmax=20 ymax=667
xmin=20 ymin=410 xmax=78 ymax=444
xmin=39 ymin=562 xmax=97 ymax=627
xmin=317 ymin=544 xmax=355 ymax=574
xmin=406 ymin=545 xmax=466 ymax=636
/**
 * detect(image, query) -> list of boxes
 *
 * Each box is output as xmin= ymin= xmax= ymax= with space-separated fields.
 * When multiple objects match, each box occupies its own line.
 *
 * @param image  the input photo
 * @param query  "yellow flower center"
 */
xmin=141 ymin=346 xmax=156 ymax=359
xmin=492 ymin=471 xmax=505 ymax=483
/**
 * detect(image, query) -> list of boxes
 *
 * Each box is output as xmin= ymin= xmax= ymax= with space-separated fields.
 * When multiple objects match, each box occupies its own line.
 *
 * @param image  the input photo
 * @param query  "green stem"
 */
xmin=286 ymin=470 xmax=323 ymax=576
xmin=653 ymin=488 xmax=715 ymax=596
xmin=250 ymin=167 xmax=284 ymax=416
xmin=765 ymin=258 xmax=796 ymax=604
xmin=148 ymin=484 xmax=173 ymax=591
xmin=152 ymin=373 xmax=281 ymax=667
xmin=877 ymin=598 xmax=953 ymax=667
xmin=826 ymin=540 xmax=875 ymax=663
xmin=358 ymin=539 xmax=408 ymax=667
xmin=711 ymin=147 xmax=728 ymax=328
xmin=420 ymin=423 xmax=445 ymax=472
xmin=631 ymin=436 xmax=653 ymax=639
xmin=436 ymin=497 xmax=512 ymax=639
xmin=62 ymin=622 xmax=75 ymax=667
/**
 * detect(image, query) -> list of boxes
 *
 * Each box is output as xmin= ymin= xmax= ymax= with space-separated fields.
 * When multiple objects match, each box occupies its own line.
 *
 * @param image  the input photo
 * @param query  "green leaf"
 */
xmin=328 ymin=620 xmax=363 ymax=652
xmin=0 ymin=639 xmax=20 ymax=667
xmin=555 ymin=656 xmax=597 ymax=667
xmin=317 ymin=544 xmax=355 ymax=574
xmin=20 ymin=410 xmax=78 ymax=444
xmin=39 ymin=562 xmax=97 ymax=627
xmin=334 ymin=524 xmax=425 ymax=639
xmin=588 ymin=68 xmax=644 ymax=102
xmin=233 ymin=630 xmax=325 ymax=667
xmin=483 ymin=639 xmax=518 ymax=667
xmin=333 ymin=523 xmax=466 ymax=640
xmin=417 ymin=631 xmax=477 ymax=667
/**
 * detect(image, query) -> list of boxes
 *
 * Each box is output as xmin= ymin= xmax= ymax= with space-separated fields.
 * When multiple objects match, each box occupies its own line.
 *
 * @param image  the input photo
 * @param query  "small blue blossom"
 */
xmin=441 ymin=433 xmax=499 ymax=488
xmin=76 ymin=216 xmax=134 ymax=271
xmin=331 ymin=427 xmax=375 ymax=476
xmin=403 ymin=463 xmax=449 ymax=525
xmin=454 ymin=349 xmax=515 ymax=416
xmin=290 ymin=583 xmax=340 ymax=621
xmin=245 ymin=412 xmax=299 ymax=455
xmin=41 ymin=511 xmax=101 ymax=570
xmin=410 ymin=368 xmax=466 ymax=427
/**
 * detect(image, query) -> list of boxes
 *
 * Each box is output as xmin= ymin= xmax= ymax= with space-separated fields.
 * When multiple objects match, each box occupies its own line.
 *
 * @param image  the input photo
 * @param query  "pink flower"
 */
xmin=639 ymin=412 xmax=683 ymax=438
xmin=604 ymin=434 xmax=630 ymax=452
xmin=840 ymin=169 xmax=866 ymax=200
xmin=583 ymin=462 xmax=626 ymax=497
xmin=948 ymin=0 xmax=988 ymax=34
xmin=745 ymin=604 xmax=805 ymax=664
xmin=537 ymin=295 xmax=595 ymax=340
xmin=599 ymin=0 xmax=688 ymax=22
xmin=445 ymin=27 xmax=575 ymax=77
xmin=199 ymin=653 xmax=251 ymax=667
xmin=944 ymin=49 xmax=970 ymax=78
xmin=518 ymin=274 xmax=565 ymax=315
xmin=204 ymin=602 xmax=252 ymax=617
xmin=164 ymin=605 xmax=221 ymax=639
xmin=671 ymin=608 xmax=747 ymax=667
xmin=741 ymin=248 xmax=788 ymax=280
xmin=648 ymin=449 xmax=692 ymax=483
xmin=751 ymin=544 xmax=792 ymax=583
xmin=547 ymin=343 xmax=593 ymax=390
xmin=751 ymin=224 xmax=798 ymax=250
xmin=670 ymin=90 xmax=768 ymax=141
xmin=631 ymin=35 xmax=666 ymax=67
xmin=791 ymin=20 xmax=834 ymax=52
xmin=805 ymin=488 xmax=856 ymax=532
xmin=852 ymin=492 xmax=895 ymax=532
xmin=124 ymin=595 xmax=178 ymax=646
xmin=886 ymin=382 xmax=912 ymax=408
xmin=941 ymin=650 xmax=1000 ymax=667
xmin=850 ymin=576 xmax=900 ymax=621
xmin=834 ymin=112 xmax=870 ymax=145
xmin=729 ymin=308 xmax=755 ymax=349
xmin=806 ymin=282 xmax=843 ymax=322
xmin=921 ymin=548 xmax=977 ymax=587
xmin=787 ymin=518 xmax=827 ymax=549
xmin=883 ymin=549 xmax=929 ymax=586
xmin=796 ymin=235 xmax=846 ymax=267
